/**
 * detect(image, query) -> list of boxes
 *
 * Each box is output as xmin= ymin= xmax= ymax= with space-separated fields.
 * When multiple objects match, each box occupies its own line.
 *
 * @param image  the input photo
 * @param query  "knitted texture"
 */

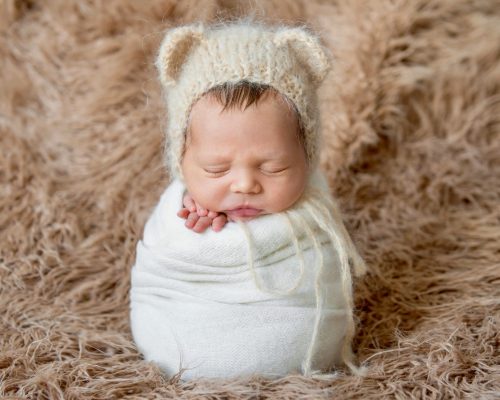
xmin=155 ymin=21 xmax=330 ymax=180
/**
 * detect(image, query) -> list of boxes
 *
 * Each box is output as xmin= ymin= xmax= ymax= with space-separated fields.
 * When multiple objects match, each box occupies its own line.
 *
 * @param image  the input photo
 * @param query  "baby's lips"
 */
xmin=226 ymin=208 xmax=262 ymax=219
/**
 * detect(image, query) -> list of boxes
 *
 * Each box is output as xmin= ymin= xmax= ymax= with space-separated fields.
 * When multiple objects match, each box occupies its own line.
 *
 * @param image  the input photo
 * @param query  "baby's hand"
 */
xmin=177 ymin=192 xmax=228 ymax=233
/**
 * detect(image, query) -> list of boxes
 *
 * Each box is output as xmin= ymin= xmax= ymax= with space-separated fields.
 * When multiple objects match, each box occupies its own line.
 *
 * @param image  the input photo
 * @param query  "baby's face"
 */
xmin=181 ymin=92 xmax=309 ymax=221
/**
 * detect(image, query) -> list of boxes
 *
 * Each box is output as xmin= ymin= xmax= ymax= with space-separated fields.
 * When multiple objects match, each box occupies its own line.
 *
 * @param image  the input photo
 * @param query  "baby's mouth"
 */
xmin=225 ymin=207 xmax=262 ymax=219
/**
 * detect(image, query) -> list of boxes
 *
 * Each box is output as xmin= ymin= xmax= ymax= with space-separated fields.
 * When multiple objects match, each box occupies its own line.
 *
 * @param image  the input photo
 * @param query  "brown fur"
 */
xmin=1 ymin=0 xmax=499 ymax=398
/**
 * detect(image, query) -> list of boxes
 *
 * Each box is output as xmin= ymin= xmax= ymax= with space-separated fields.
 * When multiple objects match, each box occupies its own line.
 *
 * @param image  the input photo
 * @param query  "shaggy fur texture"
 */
xmin=1 ymin=0 xmax=499 ymax=398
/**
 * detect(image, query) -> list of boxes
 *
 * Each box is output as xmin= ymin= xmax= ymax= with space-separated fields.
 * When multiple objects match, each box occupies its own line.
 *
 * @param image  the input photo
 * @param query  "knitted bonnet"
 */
xmin=155 ymin=21 xmax=330 ymax=180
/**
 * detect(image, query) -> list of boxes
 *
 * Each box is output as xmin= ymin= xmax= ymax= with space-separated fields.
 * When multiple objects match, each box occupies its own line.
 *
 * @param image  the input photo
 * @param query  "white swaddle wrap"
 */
xmin=130 ymin=170 xmax=366 ymax=380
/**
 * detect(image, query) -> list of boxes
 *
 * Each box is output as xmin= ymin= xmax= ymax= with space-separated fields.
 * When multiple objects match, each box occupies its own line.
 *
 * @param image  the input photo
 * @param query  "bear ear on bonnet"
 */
xmin=273 ymin=26 xmax=331 ymax=85
xmin=156 ymin=23 xmax=205 ymax=87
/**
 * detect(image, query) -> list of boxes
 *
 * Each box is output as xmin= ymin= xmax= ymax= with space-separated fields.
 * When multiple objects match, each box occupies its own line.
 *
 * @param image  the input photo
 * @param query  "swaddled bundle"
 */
xmin=131 ymin=21 xmax=367 ymax=380
xmin=130 ymin=170 xmax=366 ymax=380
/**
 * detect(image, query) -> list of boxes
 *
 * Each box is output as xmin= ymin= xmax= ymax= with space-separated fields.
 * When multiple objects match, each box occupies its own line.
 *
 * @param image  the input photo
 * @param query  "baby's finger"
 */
xmin=212 ymin=214 xmax=228 ymax=232
xmin=196 ymin=203 xmax=208 ymax=217
xmin=192 ymin=216 xmax=212 ymax=233
xmin=183 ymin=193 xmax=196 ymax=212
xmin=207 ymin=210 xmax=218 ymax=219
xmin=185 ymin=212 xmax=199 ymax=229
xmin=177 ymin=208 xmax=190 ymax=219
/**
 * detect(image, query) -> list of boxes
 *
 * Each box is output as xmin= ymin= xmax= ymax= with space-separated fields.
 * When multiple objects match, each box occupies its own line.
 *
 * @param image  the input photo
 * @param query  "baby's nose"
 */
xmin=230 ymin=170 xmax=261 ymax=194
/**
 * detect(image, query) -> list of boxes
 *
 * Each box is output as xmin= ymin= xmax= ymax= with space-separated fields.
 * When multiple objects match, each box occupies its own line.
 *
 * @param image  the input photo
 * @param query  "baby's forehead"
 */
xmin=187 ymin=116 xmax=298 ymax=138
xmin=185 ymin=121 xmax=300 ymax=153
xmin=182 ymin=83 xmax=307 ymax=158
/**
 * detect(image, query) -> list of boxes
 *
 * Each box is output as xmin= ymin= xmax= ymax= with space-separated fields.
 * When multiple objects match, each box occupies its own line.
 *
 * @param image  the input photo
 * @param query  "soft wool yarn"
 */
xmin=130 ymin=170 xmax=366 ymax=379
xmin=155 ymin=21 xmax=330 ymax=180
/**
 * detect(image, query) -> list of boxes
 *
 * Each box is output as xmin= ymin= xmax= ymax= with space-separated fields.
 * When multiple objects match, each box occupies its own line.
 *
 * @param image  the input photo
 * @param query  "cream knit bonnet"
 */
xmin=155 ymin=21 xmax=330 ymax=180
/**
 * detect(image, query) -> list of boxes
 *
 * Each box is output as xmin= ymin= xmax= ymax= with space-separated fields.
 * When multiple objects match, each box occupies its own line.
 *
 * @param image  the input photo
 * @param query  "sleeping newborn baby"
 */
xmin=177 ymin=83 xmax=308 ymax=233
xmin=130 ymin=21 xmax=367 ymax=381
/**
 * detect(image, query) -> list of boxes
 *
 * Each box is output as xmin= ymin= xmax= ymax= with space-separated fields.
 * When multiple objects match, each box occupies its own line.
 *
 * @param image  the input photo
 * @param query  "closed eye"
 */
xmin=203 ymin=168 xmax=228 ymax=176
xmin=261 ymin=167 xmax=289 ymax=174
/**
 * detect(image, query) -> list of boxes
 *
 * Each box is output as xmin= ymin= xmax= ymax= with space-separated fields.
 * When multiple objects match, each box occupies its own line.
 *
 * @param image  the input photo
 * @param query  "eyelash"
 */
xmin=203 ymin=168 xmax=288 ymax=176
xmin=261 ymin=167 xmax=288 ymax=174
xmin=204 ymin=169 xmax=228 ymax=176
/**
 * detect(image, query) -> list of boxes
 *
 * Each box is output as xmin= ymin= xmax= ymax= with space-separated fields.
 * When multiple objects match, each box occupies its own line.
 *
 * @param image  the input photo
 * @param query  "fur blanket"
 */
xmin=1 ymin=0 xmax=499 ymax=398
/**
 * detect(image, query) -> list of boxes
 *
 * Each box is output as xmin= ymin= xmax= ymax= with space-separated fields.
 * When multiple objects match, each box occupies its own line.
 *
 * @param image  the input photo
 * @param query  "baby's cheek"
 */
xmin=190 ymin=181 xmax=225 ymax=213
xmin=272 ymin=178 xmax=306 ymax=212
